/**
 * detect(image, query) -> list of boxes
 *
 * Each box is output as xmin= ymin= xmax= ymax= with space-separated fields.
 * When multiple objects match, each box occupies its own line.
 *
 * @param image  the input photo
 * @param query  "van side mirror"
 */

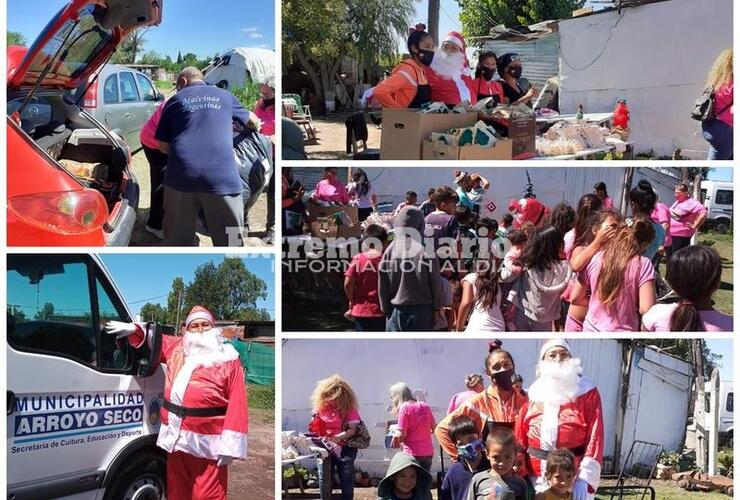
xmin=137 ymin=322 xmax=162 ymax=377
xmin=156 ymin=93 xmax=165 ymax=102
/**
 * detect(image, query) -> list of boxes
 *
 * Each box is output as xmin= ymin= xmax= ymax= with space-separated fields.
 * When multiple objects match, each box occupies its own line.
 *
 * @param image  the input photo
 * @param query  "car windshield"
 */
xmin=25 ymin=4 xmax=113 ymax=81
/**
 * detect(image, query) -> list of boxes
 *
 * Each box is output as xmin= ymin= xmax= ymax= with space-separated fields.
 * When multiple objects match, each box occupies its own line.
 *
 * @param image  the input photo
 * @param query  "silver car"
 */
xmin=72 ymin=64 xmax=165 ymax=152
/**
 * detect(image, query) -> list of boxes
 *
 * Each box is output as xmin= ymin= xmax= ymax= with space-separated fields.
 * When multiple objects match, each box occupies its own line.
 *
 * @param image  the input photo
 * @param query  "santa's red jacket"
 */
xmin=426 ymin=67 xmax=477 ymax=106
xmin=509 ymin=197 xmax=551 ymax=229
xmin=515 ymin=377 xmax=603 ymax=496
xmin=130 ymin=324 xmax=248 ymax=461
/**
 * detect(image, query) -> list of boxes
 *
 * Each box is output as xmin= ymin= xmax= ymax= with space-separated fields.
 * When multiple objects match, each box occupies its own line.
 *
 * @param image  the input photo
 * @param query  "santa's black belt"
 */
xmin=163 ymin=399 xmax=227 ymax=418
xmin=528 ymin=445 xmax=586 ymax=461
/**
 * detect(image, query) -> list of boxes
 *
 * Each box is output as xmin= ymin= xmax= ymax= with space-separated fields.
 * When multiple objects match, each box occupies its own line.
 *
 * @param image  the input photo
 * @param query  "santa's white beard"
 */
xmin=528 ymin=358 xmax=583 ymax=405
xmin=430 ymin=50 xmax=466 ymax=80
xmin=183 ymin=328 xmax=235 ymax=368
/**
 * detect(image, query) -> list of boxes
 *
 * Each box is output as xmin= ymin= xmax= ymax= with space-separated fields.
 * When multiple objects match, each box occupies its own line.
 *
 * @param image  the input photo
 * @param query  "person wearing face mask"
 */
xmin=313 ymin=167 xmax=350 ymax=205
xmin=473 ymin=51 xmax=504 ymax=105
xmin=427 ymin=31 xmax=477 ymax=107
xmin=373 ymin=24 xmax=436 ymax=109
xmin=435 ymin=340 xmax=528 ymax=460
xmin=668 ymin=183 xmax=707 ymax=257
xmin=253 ymin=76 xmax=275 ymax=137
xmin=104 ymin=306 xmax=248 ymax=500
xmin=498 ymin=53 xmax=539 ymax=107
xmin=440 ymin=415 xmax=490 ymax=500
xmin=516 ymin=340 xmax=603 ymax=500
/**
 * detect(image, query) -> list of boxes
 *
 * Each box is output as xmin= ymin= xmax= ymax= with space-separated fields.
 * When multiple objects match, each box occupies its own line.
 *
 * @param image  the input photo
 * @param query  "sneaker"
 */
xmin=145 ymin=225 xmax=164 ymax=240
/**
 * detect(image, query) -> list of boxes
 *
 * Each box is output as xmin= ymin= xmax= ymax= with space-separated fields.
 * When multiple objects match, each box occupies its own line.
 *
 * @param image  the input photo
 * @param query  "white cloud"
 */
xmin=242 ymin=27 xmax=263 ymax=39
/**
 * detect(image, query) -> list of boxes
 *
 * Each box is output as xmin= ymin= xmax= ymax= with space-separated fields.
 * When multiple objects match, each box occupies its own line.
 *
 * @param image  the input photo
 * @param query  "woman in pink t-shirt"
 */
xmin=668 ymin=184 xmax=708 ymax=256
xmin=643 ymin=245 xmax=732 ymax=332
xmin=389 ymin=382 xmax=437 ymax=472
xmin=446 ymin=374 xmax=484 ymax=414
xmin=701 ymin=49 xmax=733 ymax=160
xmin=310 ymin=375 xmax=362 ymax=499
xmin=574 ymin=217 xmax=656 ymax=332
xmin=313 ymin=167 xmax=350 ymax=205
xmin=593 ymin=182 xmax=614 ymax=209
xmin=253 ymin=78 xmax=275 ymax=137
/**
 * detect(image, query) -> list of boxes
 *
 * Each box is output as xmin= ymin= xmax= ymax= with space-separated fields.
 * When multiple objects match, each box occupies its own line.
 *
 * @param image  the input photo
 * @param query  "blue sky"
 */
xmin=99 ymin=254 xmax=275 ymax=319
xmin=708 ymin=167 xmax=732 ymax=182
xmin=706 ymin=339 xmax=733 ymax=379
xmin=7 ymin=0 xmax=275 ymax=59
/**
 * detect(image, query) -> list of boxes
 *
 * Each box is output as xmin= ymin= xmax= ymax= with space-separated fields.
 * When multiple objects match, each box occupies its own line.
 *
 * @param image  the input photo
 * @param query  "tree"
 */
xmin=111 ymin=28 xmax=149 ymax=64
xmin=166 ymin=277 xmax=186 ymax=325
xmin=140 ymin=303 xmax=167 ymax=323
xmin=642 ymin=339 xmax=720 ymax=377
xmin=456 ymin=0 xmax=585 ymax=41
xmin=34 ymin=302 xmax=55 ymax=321
xmin=8 ymin=31 xmax=26 ymax=46
xmin=177 ymin=51 xmax=183 ymax=65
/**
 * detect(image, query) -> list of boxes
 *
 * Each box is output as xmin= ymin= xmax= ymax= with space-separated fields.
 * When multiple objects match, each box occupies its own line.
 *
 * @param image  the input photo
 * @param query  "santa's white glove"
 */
xmin=216 ymin=455 xmax=234 ymax=467
xmin=572 ymin=479 xmax=589 ymax=500
xmin=104 ymin=321 xmax=137 ymax=339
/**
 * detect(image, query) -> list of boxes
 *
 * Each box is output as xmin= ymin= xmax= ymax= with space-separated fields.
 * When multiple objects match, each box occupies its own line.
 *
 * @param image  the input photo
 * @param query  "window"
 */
xmin=727 ymin=392 xmax=734 ymax=412
xmin=136 ymin=73 xmax=157 ymax=101
xmin=715 ymin=190 xmax=733 ymax=206
xmin=119 ymin=72 xmax=140 ymax=102
xmin=103 ymin=74 xmax=119 ymax=103
xmin=8 ymin=256 xmax=96 ymax=366
xmin=7 ymin=255 xmax=132 ymax=372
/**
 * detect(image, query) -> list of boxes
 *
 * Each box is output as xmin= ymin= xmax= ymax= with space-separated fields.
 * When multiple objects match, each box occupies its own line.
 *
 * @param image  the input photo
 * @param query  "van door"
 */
xmin=7 ymin=254 xmax=163 ymax=498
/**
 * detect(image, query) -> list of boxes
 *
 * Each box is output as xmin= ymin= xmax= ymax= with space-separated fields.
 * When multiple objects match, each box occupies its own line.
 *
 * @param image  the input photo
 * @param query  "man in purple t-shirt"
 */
xmin=155 ymin=67 xmax=256 ymax=246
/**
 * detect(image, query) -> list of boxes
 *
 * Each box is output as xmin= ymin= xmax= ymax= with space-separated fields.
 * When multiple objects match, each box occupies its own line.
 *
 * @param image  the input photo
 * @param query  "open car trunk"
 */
xmin=10 ymin=90 xmax=134 ymax=217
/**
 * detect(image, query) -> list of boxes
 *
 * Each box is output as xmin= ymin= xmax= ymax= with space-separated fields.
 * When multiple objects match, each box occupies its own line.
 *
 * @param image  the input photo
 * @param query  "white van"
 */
xmin=719 ymin=380 xmax=733 ymax=446
xmin=700 ymin=180 xmax=733 ymax=234
xmin=7 ymin=254 xmax=165 ymax=499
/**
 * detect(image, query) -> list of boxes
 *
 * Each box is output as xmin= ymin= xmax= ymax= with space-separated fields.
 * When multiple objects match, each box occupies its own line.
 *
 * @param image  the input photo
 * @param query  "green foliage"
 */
xmin=283 ymin=465 xmax=309 ymax=481
xmin=248 ymin=383 xmax=275 ymax=410
xmin=154 ymin=80 xmax=173 ymax=91
xmin=111 ymin=29 xmax=148 ymax=64
xmin=8 ymin=31 xmax=26 ymax=46
xmin=718 ymin=448 xmax=732 ymax=474
xmin=34 ymin=303 xmax=55 ymax=321
xmin=659 ymin=451 xmax=681 ymax=467
xmin=166 ymin=277 xmax=186 ymax=325
xmin=232 ymin=83 xmax=262 ymax=110
xmin=456 ymin=0 xmax=585 ymax=42
xmin=139 ymin=303 xmax=167 ymax=323
xmin=640 ymin=339 xmax=722 ymax=377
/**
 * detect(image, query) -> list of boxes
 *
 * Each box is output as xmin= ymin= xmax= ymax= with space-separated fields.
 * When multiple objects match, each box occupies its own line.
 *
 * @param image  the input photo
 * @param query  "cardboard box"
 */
xmin=505 ymin=114 xmax=536 ymax=159
xmin=380 ymin=109 xmax=478 ymax=160
xmin=422 ymin=138 xmax=513 ymax=160
xmin=306 ymin=202 xmax=359 ymax=224
xmin=310 ymin=217 xmax=362 ymax=240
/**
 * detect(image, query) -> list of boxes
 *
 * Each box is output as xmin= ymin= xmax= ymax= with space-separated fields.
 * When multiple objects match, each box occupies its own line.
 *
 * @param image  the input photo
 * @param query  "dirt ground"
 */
xmin=128 ymin=148 xmax=269 ymax=247
xmin=304 ymin=111 xmax=382 ymax=160
xmin=228 ymin=408 xmax=275 ymax=499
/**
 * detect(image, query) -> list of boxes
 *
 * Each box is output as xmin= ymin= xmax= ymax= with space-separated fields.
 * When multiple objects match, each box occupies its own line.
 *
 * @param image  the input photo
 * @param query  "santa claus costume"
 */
xmin=107 ymin=306 xmax=248 ymax=500
xmin=516 ymin=339 xmax=603 ymax=500
xmin=508 ymin=196 xmax=550 ymax=229
xmin=426 ymin=31 xmax=477 ymax=107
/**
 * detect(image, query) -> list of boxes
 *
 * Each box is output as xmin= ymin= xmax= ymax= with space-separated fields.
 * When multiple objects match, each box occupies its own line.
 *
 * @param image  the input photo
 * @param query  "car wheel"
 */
xmin=104 ymin=450 xmax=166 ymax=500
xmin=714 ymin=221 xmax=729 ymax=234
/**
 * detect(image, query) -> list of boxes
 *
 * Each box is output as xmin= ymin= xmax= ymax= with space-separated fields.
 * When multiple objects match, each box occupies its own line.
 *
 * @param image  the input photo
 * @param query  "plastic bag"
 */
xmin=233 ymin=124 xmax=274 ymax=211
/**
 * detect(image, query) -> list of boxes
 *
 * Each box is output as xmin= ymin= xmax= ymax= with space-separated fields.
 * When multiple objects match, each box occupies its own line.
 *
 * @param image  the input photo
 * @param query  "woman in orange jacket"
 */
xmin=435 ymin=340 xmax=528 ymax=460
xmin=373 ymin=24 xmax=436 ymax=109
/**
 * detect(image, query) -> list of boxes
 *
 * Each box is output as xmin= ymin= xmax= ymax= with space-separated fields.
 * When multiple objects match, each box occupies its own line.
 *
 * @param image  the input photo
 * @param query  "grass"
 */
xmin=248 ymin=383 xmax=275 ymax=411
xmin=232 ymin=83 xmax=261 ymax=110
xmin=154 ymin=79 xmax=173 ymax=91
xmin=697 ymin=230 xmax=733 ymax=314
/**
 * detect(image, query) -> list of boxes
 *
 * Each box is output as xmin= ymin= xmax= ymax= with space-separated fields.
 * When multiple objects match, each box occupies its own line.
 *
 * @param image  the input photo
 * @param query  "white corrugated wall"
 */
xmin=482 ymin=32 xmax=560 ymax=89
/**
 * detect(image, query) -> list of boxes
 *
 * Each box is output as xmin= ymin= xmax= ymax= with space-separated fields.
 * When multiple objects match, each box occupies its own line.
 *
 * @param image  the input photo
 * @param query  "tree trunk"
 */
xmin=293 ymin=48 xmax=324 ymax=110
xmin=681 ymin=167 xmax=690 ymax=185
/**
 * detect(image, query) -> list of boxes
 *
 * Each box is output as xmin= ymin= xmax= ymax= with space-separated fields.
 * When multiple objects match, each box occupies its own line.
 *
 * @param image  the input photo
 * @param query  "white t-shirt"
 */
xmin=462 ymin=273 xmax=505 ymax=332
xmin=347 ymin=182 xmax=375 ymax=209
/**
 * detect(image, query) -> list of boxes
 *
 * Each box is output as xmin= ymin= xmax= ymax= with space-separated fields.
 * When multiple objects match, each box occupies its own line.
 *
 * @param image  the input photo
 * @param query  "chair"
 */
xmin=597 ymin=440 xmax=663 ymax=500
xmin=282 ymin=98 xmax=317 ymax=142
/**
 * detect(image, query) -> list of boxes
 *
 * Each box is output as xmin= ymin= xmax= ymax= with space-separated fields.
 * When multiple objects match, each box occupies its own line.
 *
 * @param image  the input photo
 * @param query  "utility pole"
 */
xmin=428 ymin=0 xmax=440 ymax=45
xmin=693 ymin=339 xmax=707 ymax=472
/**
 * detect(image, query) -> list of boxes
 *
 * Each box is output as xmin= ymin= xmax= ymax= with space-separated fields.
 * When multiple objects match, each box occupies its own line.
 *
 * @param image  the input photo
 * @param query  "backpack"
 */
xmin=344 ymin=420 xmax=372 ymax=449
xmin=691 ymin=86 xmax=732 ymax=122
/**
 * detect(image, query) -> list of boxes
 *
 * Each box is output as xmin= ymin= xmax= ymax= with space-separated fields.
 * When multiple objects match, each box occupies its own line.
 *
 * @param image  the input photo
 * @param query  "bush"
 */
xmin=248 ymin=383 xmax=274 ymax=410
xmin=232 ymin=83 xmax=261 ymax=111
xmin=659 ymin=450 xmax=681 ymax=467
xmin=154 ymin=80 xmax=173 ymax=92
xmin=283 ymin=465 xmax=309 ymax=482
xmin=718 ymin=448 xmax=733 ymax=474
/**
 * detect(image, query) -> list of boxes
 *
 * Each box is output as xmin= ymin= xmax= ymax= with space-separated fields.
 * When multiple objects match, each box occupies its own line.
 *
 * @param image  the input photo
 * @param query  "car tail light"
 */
xmin=81 ymin=80 xmax=98 ymax=108
xmin=8 ymin=189 xmax=109 ymax=234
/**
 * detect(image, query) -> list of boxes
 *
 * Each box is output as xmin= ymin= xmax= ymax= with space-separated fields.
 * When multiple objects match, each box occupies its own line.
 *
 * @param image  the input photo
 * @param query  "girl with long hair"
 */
xmin=564 ymin=194 xmax=603 ymax=259
xmin=388 ymin=382 xmax=437 ymax=472
xmin=457 ymin=258 xmax=505 ymax=332
xmin=347 ymin=168 xmax=377 ymax=221
xmin=702 ymin=48 xmax=733 ymax=160
xmin=642 ymin=245 xmax=732 ymax=331
xmin=578 ymin=217 xmax=656 ymax=331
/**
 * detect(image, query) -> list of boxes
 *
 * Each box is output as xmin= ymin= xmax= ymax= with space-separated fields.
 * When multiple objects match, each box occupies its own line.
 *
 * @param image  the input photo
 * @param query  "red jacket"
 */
xmin=426 ymin=67 xmax=477 ymax=105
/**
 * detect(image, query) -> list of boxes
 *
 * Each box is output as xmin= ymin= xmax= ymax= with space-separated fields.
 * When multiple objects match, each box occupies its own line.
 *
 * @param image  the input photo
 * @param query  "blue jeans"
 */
xmin=317 ymin=446 xmax=358 ymax=500
xmin=702 ymin=119 xmax=733 ymax=160
xmin=385 ymin=304 xmax=434 ymax=331
xmin=354 ymin=316 xmax=386 ymax=331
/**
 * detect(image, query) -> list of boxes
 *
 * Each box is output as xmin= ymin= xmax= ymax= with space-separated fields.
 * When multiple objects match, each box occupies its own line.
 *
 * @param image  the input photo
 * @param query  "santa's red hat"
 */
xmin=185 ymin=305 xmax=216 ymax=328
xmin=443 ymin=31 xmax=469 ymax=67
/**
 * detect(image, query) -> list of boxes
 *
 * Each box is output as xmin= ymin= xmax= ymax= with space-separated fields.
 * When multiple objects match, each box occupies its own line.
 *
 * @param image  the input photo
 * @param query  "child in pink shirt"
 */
xmin=344 ymin=225 xmax=389 ymax=331
xmin=390 ymin=383 xmax=436 ymax=472
xmin=642 ymin=245 xmax=732 ymax=331
xmin=314 ymin=167 xmax=350 ymax=204
xmin=576 ymin=217 xmax=656 ymax=332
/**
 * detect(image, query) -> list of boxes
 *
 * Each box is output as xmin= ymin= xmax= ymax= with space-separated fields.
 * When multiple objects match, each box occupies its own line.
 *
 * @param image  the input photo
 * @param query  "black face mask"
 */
xmin=417 ymin=49 xmax=435 ymax=67
xmin=481 ymin=67 xmax=495 ymax=81
xmin=263 ymin=98 xmax=275 ymax=107
xmin=508 ymin=67 xmax=522 ymax=79
xmin=491 ymin=368 xmax=515 ymax=391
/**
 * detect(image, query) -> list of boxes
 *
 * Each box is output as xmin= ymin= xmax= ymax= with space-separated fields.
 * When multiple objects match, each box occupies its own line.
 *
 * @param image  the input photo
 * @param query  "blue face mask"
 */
xmin=456 ymin=438 xmax=484 ymax=461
